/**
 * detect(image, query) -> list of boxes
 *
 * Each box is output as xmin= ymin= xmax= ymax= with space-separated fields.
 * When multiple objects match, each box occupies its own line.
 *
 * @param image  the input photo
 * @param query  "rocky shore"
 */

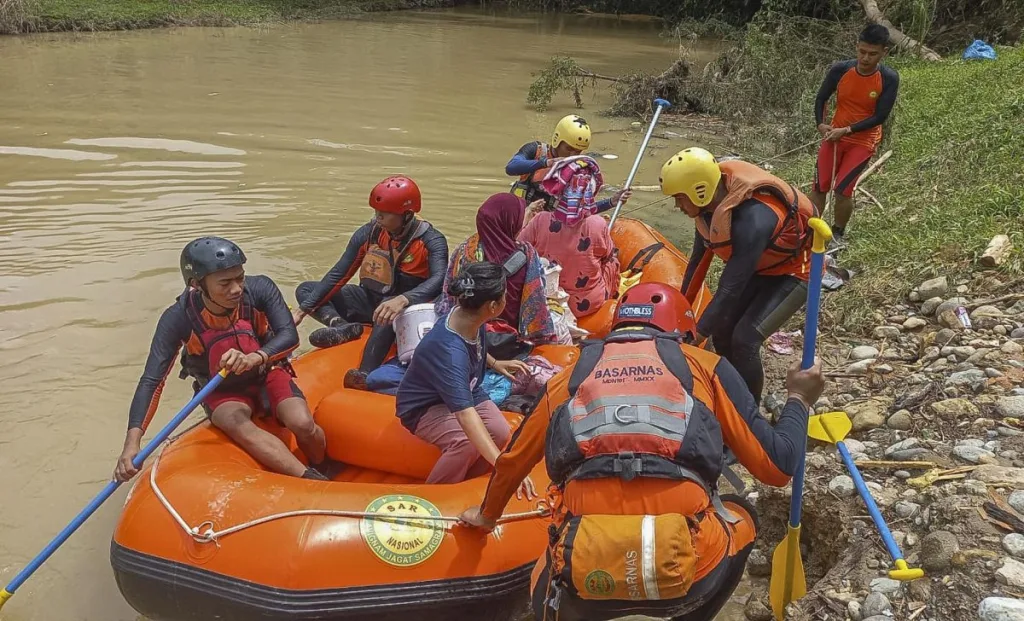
xmin=737 ymin=271 xmax=1024 ymax=621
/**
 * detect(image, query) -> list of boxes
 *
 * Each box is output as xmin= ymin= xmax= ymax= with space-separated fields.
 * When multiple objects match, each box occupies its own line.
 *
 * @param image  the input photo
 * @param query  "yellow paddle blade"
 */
xmin=807 ymin=411 xmax=852 ymax=444
xmin=0 ymin=588 xmax=12 ymax=610
xmin=769 ymin=525 xmax=807 ymax=620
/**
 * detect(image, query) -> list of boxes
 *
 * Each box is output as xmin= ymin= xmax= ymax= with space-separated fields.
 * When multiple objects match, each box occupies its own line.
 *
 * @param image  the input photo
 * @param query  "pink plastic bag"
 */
xmin=512 ymin=355 xmax=563 ymax=396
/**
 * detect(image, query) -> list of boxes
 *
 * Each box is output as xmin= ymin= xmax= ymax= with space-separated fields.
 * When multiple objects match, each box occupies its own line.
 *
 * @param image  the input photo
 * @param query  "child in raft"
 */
xmin=518 ymin=156 xmax=625 ymax=319
xmin=395 ymin=262 xmax=536 ymax=492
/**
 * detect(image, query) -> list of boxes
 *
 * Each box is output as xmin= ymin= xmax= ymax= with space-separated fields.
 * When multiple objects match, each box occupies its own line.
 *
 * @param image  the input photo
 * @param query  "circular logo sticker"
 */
xmin=584 ymin=569 xmax=616 ymax=596
xmin=360 ymin=494 xmax=445 ymax=567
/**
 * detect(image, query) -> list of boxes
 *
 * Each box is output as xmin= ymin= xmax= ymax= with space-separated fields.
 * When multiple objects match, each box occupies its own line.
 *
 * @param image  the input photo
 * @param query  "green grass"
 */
xmin=777 ymin=46 xmax=1024 ymax=327
xmin=5 ymin=0 xmax=454 ymax=33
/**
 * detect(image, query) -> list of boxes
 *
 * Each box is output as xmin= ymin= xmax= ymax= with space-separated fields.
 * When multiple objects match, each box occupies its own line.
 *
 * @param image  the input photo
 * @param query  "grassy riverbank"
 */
xmin=775 ymin=46 xmax=1024 ymax=327
xmin=0 ymin=0 xmax=455 ymax=33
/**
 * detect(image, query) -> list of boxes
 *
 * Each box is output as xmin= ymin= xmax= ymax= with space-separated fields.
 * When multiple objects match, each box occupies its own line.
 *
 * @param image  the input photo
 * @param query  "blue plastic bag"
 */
xmin=481 ymin=370 xmax=513 ymax=406
xmin=963 ymin=40 xmax=997 ymax=61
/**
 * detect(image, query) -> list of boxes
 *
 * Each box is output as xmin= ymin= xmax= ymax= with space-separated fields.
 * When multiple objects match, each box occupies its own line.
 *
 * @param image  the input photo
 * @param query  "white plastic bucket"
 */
xmin=395 ymin=303 xmax=438 ymax=364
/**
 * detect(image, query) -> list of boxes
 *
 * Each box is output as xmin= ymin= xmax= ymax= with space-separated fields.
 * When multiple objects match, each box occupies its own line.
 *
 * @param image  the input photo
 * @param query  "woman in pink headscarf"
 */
xmin=518 ymin=156 xmax=631 ymax=318
xmin=436 ymin=193 xmax=556 ymax=344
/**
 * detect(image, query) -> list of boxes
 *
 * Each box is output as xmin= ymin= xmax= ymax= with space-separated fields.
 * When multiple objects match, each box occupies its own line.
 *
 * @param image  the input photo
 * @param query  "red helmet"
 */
xmin=368 ymin=176 xmax=421 ymax=214
xmin=613 ymin=282 xmax=696 ymax=338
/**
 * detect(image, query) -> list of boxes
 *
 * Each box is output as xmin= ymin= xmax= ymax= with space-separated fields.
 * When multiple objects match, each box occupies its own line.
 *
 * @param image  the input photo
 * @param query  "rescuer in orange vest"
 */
xmin=458 ymin=282 xmax=824 ymax=621
xmin=659 ymin=147 xmax=818 ymax=404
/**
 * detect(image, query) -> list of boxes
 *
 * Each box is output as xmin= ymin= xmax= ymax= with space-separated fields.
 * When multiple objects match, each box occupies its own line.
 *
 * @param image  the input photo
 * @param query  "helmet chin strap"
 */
xmin=194 ymin=279 xmax=233 ymax=316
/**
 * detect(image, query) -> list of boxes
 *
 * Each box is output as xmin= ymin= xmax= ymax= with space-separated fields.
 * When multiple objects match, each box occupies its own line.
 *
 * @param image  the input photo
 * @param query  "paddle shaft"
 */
xmin=608 ymin=98 xmax=671 ymax=229
xmin=0 ymin=369 xmax=228 ymax=606
xmin=835 ymin=440 xmax=906 ymax=563
xmin=780 ymin=224 xmax=829 ymax=607
xmin=787 ymin=246 xmax=825 ymax=529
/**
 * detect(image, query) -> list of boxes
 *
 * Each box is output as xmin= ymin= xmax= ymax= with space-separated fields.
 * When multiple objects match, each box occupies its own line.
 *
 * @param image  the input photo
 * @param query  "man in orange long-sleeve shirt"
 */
xmin=459 ymin=283 xmax=823 ymax=621
xmin=812 ymin=24 xmax=899 ymax=246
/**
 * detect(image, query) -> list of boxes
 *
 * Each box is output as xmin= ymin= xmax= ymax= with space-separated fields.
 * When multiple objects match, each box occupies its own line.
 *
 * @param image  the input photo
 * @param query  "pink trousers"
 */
xmin=414 ymin=400 xmax=511 ymax=484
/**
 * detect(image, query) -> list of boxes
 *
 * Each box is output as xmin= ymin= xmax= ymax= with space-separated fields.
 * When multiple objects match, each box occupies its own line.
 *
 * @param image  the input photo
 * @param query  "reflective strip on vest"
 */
xmin=569 ymin=394 xmax=694 ymax=444
xmin=641 ymin=515 xmax=659 ymax=600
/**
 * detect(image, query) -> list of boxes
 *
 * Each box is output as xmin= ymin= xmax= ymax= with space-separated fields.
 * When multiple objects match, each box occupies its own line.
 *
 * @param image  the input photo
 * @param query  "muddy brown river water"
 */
xmin=0 ymin=8 xmax=746 ymax=620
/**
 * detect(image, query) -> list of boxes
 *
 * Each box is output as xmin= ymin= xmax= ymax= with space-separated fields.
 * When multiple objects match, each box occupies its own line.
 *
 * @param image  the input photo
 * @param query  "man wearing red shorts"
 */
xmin=113 ymin=237 xmax=329 ymax=482
xmin=812 ymin=24 xmax=899 ymax=245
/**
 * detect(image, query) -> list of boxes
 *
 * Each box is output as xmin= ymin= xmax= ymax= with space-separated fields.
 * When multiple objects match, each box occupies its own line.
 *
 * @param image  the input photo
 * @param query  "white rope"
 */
xmin=148 ymin=446 xmax=548 ymax=546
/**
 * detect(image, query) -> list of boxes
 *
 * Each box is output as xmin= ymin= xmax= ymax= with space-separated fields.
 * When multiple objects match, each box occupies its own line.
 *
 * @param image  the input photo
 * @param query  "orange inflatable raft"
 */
xmin=111 ymin=335 xmax=580 ymax=621
xmin=577 ymin=216 xmax=712 ymax=337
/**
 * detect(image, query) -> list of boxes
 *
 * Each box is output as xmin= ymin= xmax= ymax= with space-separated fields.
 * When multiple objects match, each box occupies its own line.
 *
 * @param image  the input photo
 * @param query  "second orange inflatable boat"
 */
xmin=111 ymin=336 xmax=579 ymax=621
xmin=577 ymin=216 xmax=712 ymax=337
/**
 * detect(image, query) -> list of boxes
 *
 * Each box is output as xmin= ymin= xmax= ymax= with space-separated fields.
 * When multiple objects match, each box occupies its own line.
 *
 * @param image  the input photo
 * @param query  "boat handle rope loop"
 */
xmin=148 ymin=426 xmax=550 ymax=546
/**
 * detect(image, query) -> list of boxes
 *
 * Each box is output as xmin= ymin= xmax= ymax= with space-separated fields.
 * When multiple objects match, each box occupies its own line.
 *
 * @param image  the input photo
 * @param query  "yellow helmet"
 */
xmin=659 ymin=147 xmax=722 ymax=208
xmin=551 ymin=115 xmax=591 ymax=151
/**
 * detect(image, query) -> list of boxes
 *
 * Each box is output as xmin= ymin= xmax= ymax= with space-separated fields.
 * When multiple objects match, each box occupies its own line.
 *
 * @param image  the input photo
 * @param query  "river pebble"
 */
xmin=921 ymin=530 xmax=959 ymax=571
xmin=862 ymin=592 xmax=892 ymax=618
xmin=1003 ymin=534 xmax=1024 ymax=559
xmin=978 ymin=596 xmax=1024 ymax=621
xmin=997 ymin=396 xmax=1024 ymax=419
xmin=894 ymin=501 xmax=921 ymax=518
xmin=829 ymin=475 xmax=856 ymax=498
xmin=851 ymin=345 xmax=880 ymax=360
xmin=996 ymin=557 xmax=1024 ymax=588
xmin=869 ymin=577 xmax=901 ymax=595
xmin=1009 ymin=490 xmax=1024 ymax=514
xmin=917 ymin=276 xmax=949 ymax=299
xmin=954 ymin=445 xmax=997 ymax=464
xmin=903 ymin=317 xmax=927 ymax=330
xmin=887 ymin=409 xmax=913 ymax=430
xmin=873 ymin=325 xmax=901 ymax=340
xmin=921 ymin=297 xmax=943 ymax=315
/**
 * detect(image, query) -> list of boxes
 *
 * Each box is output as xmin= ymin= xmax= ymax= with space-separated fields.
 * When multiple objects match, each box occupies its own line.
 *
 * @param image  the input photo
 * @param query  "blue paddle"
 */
xmin=0 ymin=368 xmax=228 ymax=611
xmin=769 ymin=218 xmax=831 ymax=620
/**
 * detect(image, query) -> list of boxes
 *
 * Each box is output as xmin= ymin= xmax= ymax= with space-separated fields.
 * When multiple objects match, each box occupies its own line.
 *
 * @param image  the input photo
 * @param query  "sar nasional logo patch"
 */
xmin=360 ymin=494 xmax=445 ymax=567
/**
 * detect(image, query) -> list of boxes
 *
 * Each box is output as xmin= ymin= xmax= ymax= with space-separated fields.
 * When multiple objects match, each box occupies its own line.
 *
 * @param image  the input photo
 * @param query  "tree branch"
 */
xmin=859 ymin=0 xmax=942 ymax=61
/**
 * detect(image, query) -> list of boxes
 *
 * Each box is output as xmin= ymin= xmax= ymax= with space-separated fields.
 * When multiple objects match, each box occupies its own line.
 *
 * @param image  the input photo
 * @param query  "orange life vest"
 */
xmin=510 ymin=141 xmax=556 ymax=209
xmin=358 ymin=220 xmax=431 ymax=295
xmin=180 ymin=289 xmax=267 ymax=389
xmin=695 ymin=160 xmax=818 ymax=280
xmin=543 ymin=330 xmax=737 ymax=603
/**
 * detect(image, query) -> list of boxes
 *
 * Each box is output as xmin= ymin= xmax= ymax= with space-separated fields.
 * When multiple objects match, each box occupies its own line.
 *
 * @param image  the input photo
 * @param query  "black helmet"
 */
xmin=180 ymin=237 xmax=246 ymax=286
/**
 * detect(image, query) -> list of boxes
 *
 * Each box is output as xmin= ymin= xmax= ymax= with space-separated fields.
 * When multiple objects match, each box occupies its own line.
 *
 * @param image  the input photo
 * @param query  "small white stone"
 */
xmin=1004 ymin=533 xmax=1024 ymax=559
xmin=828 ymin=475 xmax=856 ymax=498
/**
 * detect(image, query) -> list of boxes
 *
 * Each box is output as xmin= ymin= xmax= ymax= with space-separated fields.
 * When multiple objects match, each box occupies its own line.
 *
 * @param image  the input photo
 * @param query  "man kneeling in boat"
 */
xmin=660 ymin=147 xmax=817 ymax=405
xmin=459 ymin=282 xmax=823 ymax=621
xmin=293 ymin=176 xmax=448 ymax=391
xmin=114 ymin=237 xmax=329 ymax=482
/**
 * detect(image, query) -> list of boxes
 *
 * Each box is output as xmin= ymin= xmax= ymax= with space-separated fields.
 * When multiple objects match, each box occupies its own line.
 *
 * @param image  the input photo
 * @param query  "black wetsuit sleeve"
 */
xmin=127 ymin=305 xmax=192 ymax=431
xmin=505 ymin=142 xmax=545 ymax=177
xmin=712 ymin=357 xmax=808 ymax=484
xmin=849 ymin=65 xmax=900 ymax=133
xmin=814 ymin=61 xmax=851 ymax=125
xmin=248 ymin=275 xmax=299 ymax=362
xmin=401 ymin=228 xmax=449 ymax=305
xmin=696 ymin=200 xmax=777 ymax=337
xmin=681 ymin=226 xmax=708 ymax=295
xmin=299 ymin=222 xmax=373 ymax=313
